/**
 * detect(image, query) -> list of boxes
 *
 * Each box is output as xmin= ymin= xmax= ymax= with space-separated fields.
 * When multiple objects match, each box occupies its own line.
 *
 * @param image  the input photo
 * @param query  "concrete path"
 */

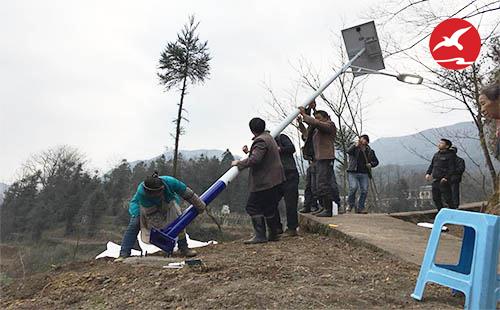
xmin=299 ymin=212 xmax=464 ymax=266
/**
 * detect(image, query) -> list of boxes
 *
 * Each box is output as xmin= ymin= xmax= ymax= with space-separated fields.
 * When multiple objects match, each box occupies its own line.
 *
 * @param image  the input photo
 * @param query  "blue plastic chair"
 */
xmin=411 ymin=209 xmax=500 ymax=309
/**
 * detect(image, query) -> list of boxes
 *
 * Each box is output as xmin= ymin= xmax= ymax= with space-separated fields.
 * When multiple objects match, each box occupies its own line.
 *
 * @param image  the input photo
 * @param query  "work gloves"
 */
xmin=181 ymin=187 xmax=206 ymax=214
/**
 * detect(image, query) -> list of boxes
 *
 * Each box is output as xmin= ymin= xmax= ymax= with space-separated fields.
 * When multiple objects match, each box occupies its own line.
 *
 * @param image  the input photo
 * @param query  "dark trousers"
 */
xmin=276 ymin=169 xmax=299 ymax=230
xmin=450 ymin=181 xmax=460 ymax=209
xmin=432 ymin=180 xmax=453 ymax=211
xmin=246 ymin=185 xmax=283 ymax=226
xmin=312 ymin=159 xmax=341 ymax=205
xmin=304 ymin=163 xmax=318 ymax=210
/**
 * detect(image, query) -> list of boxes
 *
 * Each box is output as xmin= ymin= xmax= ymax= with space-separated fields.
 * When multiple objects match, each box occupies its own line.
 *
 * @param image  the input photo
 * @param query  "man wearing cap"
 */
xmin=116 ymin=173 xmax=206 ymax=260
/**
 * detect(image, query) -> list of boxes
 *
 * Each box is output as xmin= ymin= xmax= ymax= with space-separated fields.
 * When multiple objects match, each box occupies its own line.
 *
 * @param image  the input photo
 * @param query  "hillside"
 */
xmin=370 ymin=122 xmax=484 ymax=166
xmin=0 ymin=233 xmax=462 ymax=309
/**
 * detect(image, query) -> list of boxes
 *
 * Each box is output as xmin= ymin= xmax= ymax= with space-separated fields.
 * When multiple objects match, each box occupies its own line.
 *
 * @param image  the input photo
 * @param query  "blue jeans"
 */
xmin=119 ymin=216 xmax=140 ymax=257
xmin=348 ymin=173 xmax=369 ymax=211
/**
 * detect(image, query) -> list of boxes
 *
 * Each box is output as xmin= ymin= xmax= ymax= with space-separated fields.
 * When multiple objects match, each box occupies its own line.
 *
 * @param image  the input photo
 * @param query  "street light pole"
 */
xmin=149 ymin=48 xmax=368 ymax=254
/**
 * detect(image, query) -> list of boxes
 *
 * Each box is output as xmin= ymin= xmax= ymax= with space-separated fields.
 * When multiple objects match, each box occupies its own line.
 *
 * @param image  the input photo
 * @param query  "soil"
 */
xmin=1 ymin=232 xmax=464 ymax=309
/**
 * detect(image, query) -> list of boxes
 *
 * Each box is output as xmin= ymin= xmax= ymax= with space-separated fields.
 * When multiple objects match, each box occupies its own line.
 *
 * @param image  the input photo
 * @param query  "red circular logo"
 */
xmin=429 ymin=18 xmax=481 ymax=70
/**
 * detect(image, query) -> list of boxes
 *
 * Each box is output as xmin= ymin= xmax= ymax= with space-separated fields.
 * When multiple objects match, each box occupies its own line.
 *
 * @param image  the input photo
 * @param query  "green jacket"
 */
xmin=128 ymin=176 xmax=187 ymax=217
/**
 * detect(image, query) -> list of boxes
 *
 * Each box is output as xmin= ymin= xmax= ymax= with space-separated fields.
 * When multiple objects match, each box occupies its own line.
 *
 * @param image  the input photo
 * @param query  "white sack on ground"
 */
xmin=95 ymin=233 xmax=217 ymax=259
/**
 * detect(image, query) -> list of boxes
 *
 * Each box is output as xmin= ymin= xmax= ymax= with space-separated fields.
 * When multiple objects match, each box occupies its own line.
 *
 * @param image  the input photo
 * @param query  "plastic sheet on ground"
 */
xmin=417 ymin=222 xmax=448 ymax=231
xmin=95 ymin=233 xmax=217 ymax=259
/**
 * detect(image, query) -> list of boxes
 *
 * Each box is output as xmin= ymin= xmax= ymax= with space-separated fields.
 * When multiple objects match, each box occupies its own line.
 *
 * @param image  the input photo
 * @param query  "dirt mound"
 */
xmin=1 ymin=233 xmax=463 ymax=309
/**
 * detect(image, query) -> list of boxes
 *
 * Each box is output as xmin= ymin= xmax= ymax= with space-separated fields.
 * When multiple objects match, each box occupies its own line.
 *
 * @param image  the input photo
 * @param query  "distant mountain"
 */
xmin=370 ymin=121 xmax=489 ymax=167
xmin=163 ymin=149 xmax=230 ymax=161
xmin=129 ymin=122 xmax=493 ymax=171
xmin=130 ymin=149 xmax=239 ymax=168
xmin=0 ymin=182 xmax=9 ymax=205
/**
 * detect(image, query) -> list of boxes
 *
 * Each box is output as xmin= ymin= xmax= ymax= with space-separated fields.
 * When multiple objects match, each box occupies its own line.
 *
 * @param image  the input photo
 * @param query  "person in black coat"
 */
xmin=274 ymin=133 xmax=300 ymax=236
xmin=448 ymin=146 xmax=465 ymax=209
xmin=425 ymin=138 xmax=456 ymax=211
xmin=346 ymin=135 xmax=379 ymax=214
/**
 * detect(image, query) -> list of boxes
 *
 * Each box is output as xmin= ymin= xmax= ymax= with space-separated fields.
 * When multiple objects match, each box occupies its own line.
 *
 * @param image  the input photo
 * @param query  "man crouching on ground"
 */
xmin=116 ymin=172 xmax=206 ymax=261
xmin=232 ymin=117 xmax=285 ymax=244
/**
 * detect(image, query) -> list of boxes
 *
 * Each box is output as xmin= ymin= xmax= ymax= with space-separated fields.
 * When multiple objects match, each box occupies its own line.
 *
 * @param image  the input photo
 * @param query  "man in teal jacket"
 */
xmin=117 ymin=172 xmax=206 ymax=260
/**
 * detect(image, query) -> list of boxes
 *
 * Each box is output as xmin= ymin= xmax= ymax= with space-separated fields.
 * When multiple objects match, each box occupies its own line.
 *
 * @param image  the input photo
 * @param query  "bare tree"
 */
xmin=263 ymin=38 xmax=373 ymax=206
xmin=21 ymin=145 xmax=85 ymax=188
xmin=368 ymin=0 xmax=500 ymax=191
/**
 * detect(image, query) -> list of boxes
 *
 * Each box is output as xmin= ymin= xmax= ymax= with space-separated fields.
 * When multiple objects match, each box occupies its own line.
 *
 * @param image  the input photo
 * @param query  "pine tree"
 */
xmin=157 ymin=15 xmax=211 ymax=177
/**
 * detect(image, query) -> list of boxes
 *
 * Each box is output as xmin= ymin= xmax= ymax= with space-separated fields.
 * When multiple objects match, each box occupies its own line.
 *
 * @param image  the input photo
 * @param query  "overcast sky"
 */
xmin=1 ymin=0 xmax=480 ymax=182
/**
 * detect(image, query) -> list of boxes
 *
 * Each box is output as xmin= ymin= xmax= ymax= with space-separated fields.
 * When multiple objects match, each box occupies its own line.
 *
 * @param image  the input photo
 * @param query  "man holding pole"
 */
xmin=297 ymin=102 xmax=320 ymax=214
xmin=298 ymin=106 xmax=342 ymax=217
xmin=117 ymin=172 xmax=206 ymax=260
xmin=232 ymin=118 xmax=285 ymax=244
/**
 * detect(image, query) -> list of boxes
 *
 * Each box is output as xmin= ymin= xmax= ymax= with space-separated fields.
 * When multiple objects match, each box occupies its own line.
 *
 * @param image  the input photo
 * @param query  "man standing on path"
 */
xmin=425 ymin=139 xmax=456 ymax=211
xmin=232 ymin=118 xmax=285 ymax=244
xmin=274 ymin=133 xmax=300 ymax=236
xmin=346 ymin=135 xmax=379 ymax=214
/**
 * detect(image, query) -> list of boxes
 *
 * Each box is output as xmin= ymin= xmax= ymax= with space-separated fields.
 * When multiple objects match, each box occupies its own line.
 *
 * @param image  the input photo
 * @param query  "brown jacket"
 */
xmin=303 ymin=114 xmax=337 ymax=160
xmin=237 ymin=132 xmax=285 ymax=192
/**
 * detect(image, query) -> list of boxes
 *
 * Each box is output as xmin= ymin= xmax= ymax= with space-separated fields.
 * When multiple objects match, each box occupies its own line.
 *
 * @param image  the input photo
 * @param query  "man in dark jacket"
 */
xmin=297 ymin=103 xmax=319 ymax=214
xmin=232 ymin=118 xmax=285 ymax=244
xmin=274 ymin=133 xmax=300 ymax=236
xmin=346 ymin=135 xmax=379 ymax=214
xmin=448 ymin=146 xmax=465 ymax=209
xmin=299 ymin=106 xmax=342 ymax=217
xmin=425 ymin=138 xmax=456 ymax=211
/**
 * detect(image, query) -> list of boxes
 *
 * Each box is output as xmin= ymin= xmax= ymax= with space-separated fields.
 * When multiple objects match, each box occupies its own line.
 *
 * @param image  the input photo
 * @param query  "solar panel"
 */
xmin=342 ymin=21 xmax=385 ymax=77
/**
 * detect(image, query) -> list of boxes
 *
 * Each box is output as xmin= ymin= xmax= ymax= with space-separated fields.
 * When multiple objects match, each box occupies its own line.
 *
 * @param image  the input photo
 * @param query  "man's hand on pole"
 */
xmin=309 ymin=100 xmax=316 ymax=111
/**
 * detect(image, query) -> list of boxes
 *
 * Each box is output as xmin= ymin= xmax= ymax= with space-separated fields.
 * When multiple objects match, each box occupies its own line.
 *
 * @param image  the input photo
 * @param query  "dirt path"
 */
xmin=1 ymin=233 xmax=464 ymax=309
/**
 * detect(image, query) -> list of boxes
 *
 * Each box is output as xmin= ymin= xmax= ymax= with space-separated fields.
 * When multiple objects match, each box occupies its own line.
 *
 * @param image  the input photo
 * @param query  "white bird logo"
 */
xmin=432 ymin=26 xmax=471 ymax=52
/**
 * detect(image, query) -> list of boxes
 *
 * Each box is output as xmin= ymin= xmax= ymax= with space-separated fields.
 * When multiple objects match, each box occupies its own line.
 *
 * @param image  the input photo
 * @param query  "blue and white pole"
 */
xmin=150 ymin=48 xmax=366 ymax=254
